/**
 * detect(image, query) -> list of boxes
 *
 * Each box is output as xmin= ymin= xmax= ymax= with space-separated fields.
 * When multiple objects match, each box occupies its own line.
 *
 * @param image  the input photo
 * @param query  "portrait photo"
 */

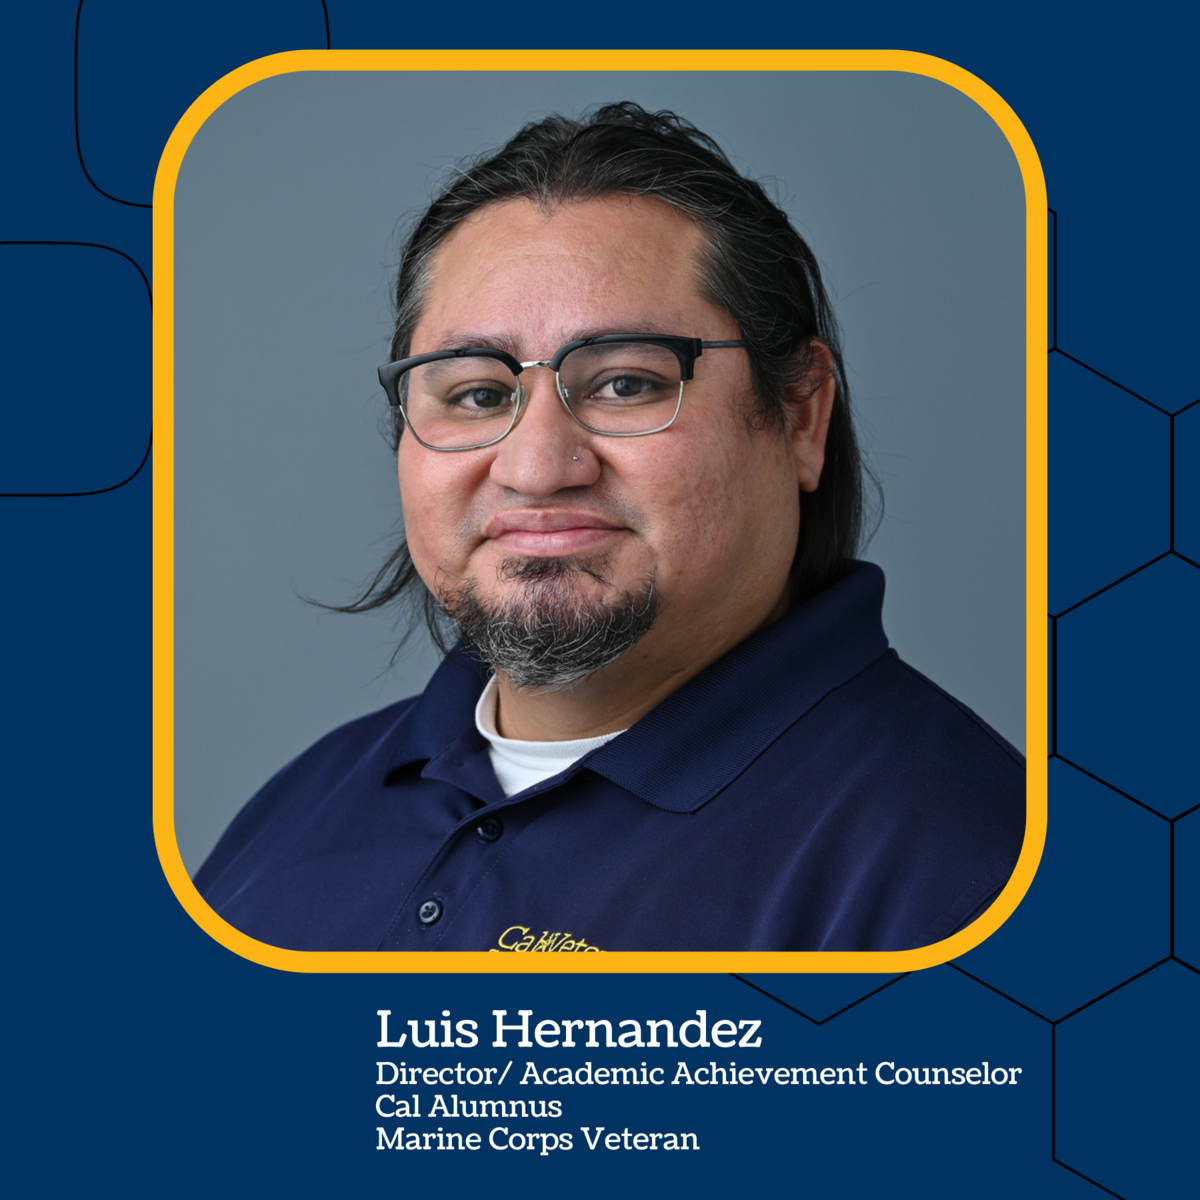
xmin=162 ymin=60 xmax=1038 ymax=964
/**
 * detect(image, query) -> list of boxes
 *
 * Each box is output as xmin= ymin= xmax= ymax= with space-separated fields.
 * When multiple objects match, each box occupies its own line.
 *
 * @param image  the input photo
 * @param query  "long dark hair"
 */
xmin=338 ymin=102 xmax=871 ymax=651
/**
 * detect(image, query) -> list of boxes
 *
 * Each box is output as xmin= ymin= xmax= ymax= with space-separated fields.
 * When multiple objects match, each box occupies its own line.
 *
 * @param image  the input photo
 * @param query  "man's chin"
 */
xmin=438 ymin=565 xmax=659 ymax=692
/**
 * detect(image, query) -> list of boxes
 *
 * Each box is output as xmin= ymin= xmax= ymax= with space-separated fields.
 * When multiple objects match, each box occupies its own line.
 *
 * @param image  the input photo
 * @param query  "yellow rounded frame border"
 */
xmin=153 ymin=48 xmax=1048 ymax=974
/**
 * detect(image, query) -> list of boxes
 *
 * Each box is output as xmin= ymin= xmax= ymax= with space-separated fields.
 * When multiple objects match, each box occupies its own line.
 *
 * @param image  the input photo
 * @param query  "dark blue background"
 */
xmin=3 ymin=4 xmax=1195 ymax=1197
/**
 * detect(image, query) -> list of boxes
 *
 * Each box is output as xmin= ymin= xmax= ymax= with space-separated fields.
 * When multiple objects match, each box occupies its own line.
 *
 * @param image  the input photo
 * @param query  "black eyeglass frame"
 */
xmin=377 ymin=333 xmax=746 ymax=451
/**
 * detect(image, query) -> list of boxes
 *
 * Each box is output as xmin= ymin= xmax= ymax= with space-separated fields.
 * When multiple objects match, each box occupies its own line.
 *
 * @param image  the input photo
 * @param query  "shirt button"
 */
xmin=476 ymin=817 xmax=504 ymax=843
xmin=417 ymin=899 xmax=443 ymax=925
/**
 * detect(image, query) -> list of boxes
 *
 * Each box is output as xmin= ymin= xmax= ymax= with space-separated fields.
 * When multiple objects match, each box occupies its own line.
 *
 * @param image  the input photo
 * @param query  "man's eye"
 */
xmin=448 ymin=386 xmax=511 ymax=411
xmin=589 ymin=373 xmax=662 ymax=402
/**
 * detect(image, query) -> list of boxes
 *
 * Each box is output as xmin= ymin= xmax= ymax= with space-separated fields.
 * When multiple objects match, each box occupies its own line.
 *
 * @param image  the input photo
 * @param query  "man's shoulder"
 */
xmin=193 ymin=695 xmax=420 ymax=893
xmin=843 ymin=650 xmax=1026 ymax=865
xmin=789 ymin=651 xmax=1025 ymax=866
xmin=732 ymin=649 xmax=1024 ymax=949
xmin=246 ymin=694 xmax=426 ymax=802
xmin=287 ymin=694 xmax=423 ymax=774
xmin=807 ymin=647 xmax=1023 ymax=768
xmin=869 ymin=650 xmax=1021 ymax=756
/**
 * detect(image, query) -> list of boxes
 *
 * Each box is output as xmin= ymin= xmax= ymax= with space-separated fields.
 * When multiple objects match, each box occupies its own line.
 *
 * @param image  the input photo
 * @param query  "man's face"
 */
xmin=399 ymin=195 xmax=816 ymax=688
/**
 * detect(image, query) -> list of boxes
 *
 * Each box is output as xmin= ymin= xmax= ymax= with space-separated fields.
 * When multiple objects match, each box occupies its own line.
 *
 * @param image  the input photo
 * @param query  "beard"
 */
xmin=439 ymin=553 xmax=658 ymax=692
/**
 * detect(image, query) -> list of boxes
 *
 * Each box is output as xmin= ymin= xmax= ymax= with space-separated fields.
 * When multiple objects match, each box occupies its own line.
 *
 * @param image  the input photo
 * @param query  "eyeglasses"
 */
xmin=377 ymin=334 xmax=746 ymax=451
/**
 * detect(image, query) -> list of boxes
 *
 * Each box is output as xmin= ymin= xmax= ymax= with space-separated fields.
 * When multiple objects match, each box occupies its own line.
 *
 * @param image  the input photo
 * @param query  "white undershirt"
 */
xmin=474 ymin=676 xmax=626 ymax=798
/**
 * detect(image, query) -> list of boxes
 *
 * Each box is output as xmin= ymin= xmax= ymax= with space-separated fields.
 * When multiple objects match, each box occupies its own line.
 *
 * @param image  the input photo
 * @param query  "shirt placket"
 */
xmin=378 ymin=739 xmax=568 ymax=950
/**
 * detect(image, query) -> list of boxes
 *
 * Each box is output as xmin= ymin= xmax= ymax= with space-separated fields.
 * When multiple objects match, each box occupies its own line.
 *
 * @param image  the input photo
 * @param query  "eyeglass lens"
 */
xmin=400 ymin=342 xmax=686 ymax=449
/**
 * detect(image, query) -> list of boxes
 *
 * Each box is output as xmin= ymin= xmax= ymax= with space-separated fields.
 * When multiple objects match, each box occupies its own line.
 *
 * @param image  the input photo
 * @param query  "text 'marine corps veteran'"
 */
xmin=196 ymin=103 xmax=1025 ymax=954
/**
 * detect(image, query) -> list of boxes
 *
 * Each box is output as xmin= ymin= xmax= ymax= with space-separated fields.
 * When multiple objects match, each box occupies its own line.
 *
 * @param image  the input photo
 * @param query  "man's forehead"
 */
xmin=429 ymin=196 xmax=707 ymax=281
xmin=411 ymin=196 xmax=720 ymax=354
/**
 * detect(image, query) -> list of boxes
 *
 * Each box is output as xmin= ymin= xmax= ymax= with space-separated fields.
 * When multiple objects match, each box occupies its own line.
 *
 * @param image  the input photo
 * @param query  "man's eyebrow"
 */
xmin=432 ymin=333 xmax=519 ymax=356
xmin=568 ymin=326 xmax=683 ymax=341
xmin=431 ymin=326 xmax=686 ymax=356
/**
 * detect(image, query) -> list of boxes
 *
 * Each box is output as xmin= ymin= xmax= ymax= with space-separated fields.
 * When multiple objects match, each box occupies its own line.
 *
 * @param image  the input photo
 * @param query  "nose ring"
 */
xmin=572 ymin=455 xmax=579 ymax=461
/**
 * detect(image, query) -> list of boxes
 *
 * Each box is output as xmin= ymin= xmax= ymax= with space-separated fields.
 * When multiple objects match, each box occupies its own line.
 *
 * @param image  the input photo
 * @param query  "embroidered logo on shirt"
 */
xmin=490 ymin=924 xmax=604 ymax=953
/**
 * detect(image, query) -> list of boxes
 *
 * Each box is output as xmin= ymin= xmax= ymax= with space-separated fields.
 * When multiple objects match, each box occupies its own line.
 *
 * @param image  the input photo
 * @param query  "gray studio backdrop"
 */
xmin=174 ymin=70 xmax=1027 ymax=874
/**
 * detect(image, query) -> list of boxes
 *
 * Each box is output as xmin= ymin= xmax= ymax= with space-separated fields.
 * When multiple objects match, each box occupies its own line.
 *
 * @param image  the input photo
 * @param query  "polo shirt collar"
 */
xmin=385 ymin=562 xmax=890 ymax=814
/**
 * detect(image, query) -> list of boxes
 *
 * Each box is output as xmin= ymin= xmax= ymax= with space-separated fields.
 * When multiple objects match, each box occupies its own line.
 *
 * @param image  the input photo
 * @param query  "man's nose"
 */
xmin=487 ymin=371 xmax=600 ymax=495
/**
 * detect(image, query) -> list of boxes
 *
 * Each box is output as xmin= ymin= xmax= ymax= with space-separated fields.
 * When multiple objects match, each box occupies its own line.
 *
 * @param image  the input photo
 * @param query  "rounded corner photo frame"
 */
xmin=154 ymin=48 xmax=1048 ymax=974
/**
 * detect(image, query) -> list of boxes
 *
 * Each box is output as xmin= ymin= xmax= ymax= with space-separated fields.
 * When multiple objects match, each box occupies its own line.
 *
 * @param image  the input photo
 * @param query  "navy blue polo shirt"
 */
xmin=195 ymin=563 xmax=1024 ymax=953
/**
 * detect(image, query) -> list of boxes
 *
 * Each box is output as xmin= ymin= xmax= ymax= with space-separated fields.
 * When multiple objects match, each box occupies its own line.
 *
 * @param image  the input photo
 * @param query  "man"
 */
xmin=196 ymin=103 xmax=1024 ymax=953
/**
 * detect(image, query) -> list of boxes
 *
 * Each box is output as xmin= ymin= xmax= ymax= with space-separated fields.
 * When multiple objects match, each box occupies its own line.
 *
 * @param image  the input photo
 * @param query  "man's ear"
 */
xmin=787 ymin=339 xmax=837 ymax=493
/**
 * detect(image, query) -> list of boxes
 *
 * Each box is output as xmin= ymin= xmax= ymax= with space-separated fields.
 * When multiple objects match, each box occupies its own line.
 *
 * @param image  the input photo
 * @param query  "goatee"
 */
xmin=440 ymin=555 xmax=658 ymax=692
